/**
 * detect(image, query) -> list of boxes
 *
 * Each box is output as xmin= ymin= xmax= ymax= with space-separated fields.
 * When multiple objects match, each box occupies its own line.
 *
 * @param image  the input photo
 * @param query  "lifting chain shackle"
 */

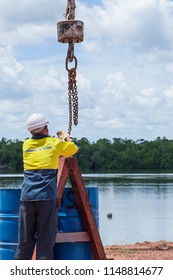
xmin=57 ymin=0 xmax=84 ymax=135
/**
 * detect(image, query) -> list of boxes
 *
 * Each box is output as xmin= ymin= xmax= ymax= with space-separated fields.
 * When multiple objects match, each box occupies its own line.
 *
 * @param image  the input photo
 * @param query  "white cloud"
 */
xmin=80 ymin=0 xmax=173 ymax=54
xmin=96 ymin=118 xmax=125 ymax=129
xmin=106 ymin=72 xmax=128 ymax=90
xmin=134 ymin=87 xmax=160 ymax=107
xmin=0 ymin=46 xmax=24 ymax=77
xmin=0 ymin=46 xmax=29 ymax=100
xmin=0 ymin=0 xmax=173 ymax=141
xmin=164 ymin=85 xmax=173 ymax=98
xmin=29 ymin=66 xmax=64 ymax=93
xmin=0 ymin=0 xmax=64 ymax=45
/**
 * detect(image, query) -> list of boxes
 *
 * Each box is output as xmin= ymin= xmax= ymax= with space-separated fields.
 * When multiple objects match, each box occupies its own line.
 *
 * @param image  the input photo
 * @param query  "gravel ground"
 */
xmin=104 ymin=241 xmax=173 ymax=260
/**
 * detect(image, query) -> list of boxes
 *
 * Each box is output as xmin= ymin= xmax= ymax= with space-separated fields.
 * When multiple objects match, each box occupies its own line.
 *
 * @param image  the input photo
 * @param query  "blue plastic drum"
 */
xmin=0 ymin=187 xmax=99 ymax=260
xmin=0 ymin=189 xmax=21 ymax=214
xmin=0 ymin=214 xmax=19 ymax=242
xmin=0 ymin=243 xmax=18 ymax=260
xmin=54 ymin=186 xmax=99 ymax=260
xmin=0 ymin=189 xmax=21 ymax=260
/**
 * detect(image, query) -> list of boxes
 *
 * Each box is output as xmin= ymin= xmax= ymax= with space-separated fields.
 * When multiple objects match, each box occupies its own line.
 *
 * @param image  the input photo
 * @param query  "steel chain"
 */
xmin=67 ymin=43 xmax=74 ymax=63
xmin=65 ymin=0 xmax=79 ymax=135
xmin=65 ymin=0 xmax=76 ymax=20
xmin=68 ymin=68 xmax=78 ymax=135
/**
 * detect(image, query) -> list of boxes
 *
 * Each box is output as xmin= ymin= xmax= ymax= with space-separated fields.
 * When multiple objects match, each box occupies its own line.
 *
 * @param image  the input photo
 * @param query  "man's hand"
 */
xmin=57 ymin=131 xmax=73 ymax=142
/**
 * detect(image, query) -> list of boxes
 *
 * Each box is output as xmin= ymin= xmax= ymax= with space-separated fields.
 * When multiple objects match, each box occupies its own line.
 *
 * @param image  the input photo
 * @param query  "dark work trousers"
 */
xmin=15 ymin=200 xmax=58 ymax=260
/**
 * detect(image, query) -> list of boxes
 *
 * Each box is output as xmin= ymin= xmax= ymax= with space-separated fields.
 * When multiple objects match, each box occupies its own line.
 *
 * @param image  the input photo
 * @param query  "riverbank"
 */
xmin=104 ymin=241 xmax=173 ymax=260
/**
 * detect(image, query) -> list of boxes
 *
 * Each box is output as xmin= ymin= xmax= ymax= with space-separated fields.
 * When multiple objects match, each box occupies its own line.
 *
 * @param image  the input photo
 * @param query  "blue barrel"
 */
xmin=0 ymin=189 xmax=21 ymax=260
xmin=0 ymin=187 xmax=99 ymax=260
xmin=54 ymin=186 xmax=99 ymax=260
xmin=0 ymin=189 xmax=21 ymax=214
xmin=0 ymin=243 xmax=18 ymax=260
xmin=0 ymin=214 xmax=19 ymax=242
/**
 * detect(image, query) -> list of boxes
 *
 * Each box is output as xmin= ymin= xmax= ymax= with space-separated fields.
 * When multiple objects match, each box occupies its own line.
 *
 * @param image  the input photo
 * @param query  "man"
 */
xmin=15 ymin=113 xmax=78 ymax=260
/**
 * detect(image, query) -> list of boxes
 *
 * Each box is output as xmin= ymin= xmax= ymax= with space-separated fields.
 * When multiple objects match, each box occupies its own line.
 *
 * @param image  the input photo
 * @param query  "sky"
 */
xmin=0 ymin=0 xmax=173 ymax=142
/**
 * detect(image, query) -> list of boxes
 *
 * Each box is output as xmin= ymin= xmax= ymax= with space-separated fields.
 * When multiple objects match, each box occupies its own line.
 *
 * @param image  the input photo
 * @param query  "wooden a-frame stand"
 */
xmin=56 ymin=157 xmax=107 ymax=260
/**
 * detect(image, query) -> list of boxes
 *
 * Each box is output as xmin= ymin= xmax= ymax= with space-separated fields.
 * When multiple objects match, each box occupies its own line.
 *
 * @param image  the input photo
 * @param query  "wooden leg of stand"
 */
xmin=57 ymin=157 xmax=107 ymax=260
xmin=32 ymin=245 xmax=36 ymax=260
xmin=57 ymin=157 xmax=69 ymax=208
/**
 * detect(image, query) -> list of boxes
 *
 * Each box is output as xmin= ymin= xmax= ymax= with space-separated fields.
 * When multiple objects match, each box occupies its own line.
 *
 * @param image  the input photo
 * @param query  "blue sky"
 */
xmin=1 ymin=0 xmax=173 ymax=142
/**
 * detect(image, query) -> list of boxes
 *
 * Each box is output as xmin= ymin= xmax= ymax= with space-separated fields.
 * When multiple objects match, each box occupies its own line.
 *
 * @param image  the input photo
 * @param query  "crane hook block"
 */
xmin=57 ymin=20 xmax=84 ymax=44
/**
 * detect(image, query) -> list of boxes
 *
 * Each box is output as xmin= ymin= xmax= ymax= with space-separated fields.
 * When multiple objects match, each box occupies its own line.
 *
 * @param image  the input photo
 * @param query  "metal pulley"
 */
xmin=57 ymin=20 xmax=84 ymax=44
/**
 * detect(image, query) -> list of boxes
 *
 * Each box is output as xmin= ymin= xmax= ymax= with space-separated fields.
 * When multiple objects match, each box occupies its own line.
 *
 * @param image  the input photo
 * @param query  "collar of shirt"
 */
xmin=31 ymin=134 xmax=51 ymax=140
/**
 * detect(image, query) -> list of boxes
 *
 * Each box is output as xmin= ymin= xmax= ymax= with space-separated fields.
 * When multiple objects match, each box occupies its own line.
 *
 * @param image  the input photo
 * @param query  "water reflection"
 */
xmin=1 ymin=173 xmax=173 ymax=245
xmin=0 ymin=176 xmax=23 ymax=189
xmin=98 ymin=181 xmax=173 ymax=245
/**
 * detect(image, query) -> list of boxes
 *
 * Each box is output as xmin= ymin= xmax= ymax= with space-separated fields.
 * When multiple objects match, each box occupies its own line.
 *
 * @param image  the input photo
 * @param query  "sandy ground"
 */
xmin=104 ymin=241 xmax=173 ymax=260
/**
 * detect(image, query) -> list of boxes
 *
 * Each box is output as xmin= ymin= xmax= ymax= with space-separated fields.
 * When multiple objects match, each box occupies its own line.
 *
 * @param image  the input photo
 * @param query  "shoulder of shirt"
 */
xmin=23 ymin=136 xmax=62 ymax=144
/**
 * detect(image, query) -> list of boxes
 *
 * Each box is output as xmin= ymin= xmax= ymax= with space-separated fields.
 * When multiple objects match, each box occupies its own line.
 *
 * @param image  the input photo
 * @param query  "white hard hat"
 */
xmin=27 ymin=113 xmax=49 ymax=133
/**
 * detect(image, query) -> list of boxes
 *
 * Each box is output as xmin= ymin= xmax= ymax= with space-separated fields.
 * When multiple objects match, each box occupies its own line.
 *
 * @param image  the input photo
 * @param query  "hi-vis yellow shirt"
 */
xmin=20 ymin=135 xmax=78 ymax=201
xmin=23 ymin=136 xmax=78 ymax=170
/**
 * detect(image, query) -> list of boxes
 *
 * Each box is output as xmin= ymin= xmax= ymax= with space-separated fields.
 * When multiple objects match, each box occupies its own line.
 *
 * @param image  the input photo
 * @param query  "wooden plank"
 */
xmin=32 ymin=245 xmax=36 ymax=260
xmin=57 ymin=157 xmax=69 ymax=208
xmin=68 ymin=160 xmax=106 ymax=260
xmin=55 ymin=232 xmax=90 ymax=243
xmin=57 ymin=157 xmax=107 ymax=260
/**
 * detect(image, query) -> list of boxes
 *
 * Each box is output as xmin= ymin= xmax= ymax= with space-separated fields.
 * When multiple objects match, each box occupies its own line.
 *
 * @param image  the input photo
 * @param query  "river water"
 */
xmin=1 ymin=173 xmax=173 ymax=246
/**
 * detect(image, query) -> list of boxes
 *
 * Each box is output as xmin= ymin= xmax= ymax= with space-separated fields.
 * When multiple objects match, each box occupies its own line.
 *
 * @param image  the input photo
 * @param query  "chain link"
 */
xmin=58 ymin=0 xmax=80 ymax=135
xmin=65 ymin=0 xmax=78 ymax=135
xmin=67 ymin=60 xmax=78 ymax=135
xmin=67 ymin=43 xmax=74 ymax=63
xmin=65 ymin=0 xmax=76 ymax=20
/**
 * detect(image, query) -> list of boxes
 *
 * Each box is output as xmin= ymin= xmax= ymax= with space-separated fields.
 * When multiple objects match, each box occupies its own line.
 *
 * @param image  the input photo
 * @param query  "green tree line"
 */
xmin=1 ymin=136 xmax=173 ymax=173
xmin=0 ymin=137 xmax=23 ymax=172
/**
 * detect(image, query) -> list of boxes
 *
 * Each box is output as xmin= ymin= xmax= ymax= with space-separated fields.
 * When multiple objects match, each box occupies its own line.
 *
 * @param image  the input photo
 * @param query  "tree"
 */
xmin=1 ymin=136 xmax=173 ymax=173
